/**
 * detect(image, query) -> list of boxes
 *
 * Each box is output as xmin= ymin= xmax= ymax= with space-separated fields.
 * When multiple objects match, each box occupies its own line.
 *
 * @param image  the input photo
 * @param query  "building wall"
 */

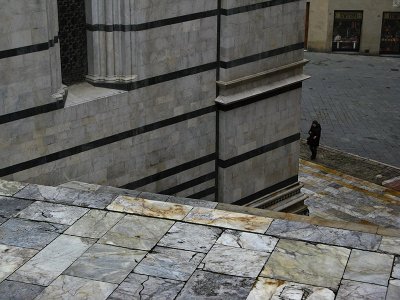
xmin=0 ymin=0 xmax=307 ymax=204
xmin=307 ymin=0 xmax=400 ymax=54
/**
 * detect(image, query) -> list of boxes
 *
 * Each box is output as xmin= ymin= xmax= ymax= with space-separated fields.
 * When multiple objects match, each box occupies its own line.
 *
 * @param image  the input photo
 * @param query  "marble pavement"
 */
xmin=0 ymin=178 xmax=399 ymax=299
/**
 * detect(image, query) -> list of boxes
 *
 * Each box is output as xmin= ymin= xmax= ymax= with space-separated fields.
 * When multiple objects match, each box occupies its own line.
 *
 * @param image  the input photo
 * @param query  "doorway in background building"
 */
xmin=57 ymin=0 xmax=88 ymax=85
xmin=305 ymin=2 xmax=310 ymax=49
xmin=380 ymin=12 xmax=400 ymax=55
xmin=332 ymin=11 xmax=363 ymax=52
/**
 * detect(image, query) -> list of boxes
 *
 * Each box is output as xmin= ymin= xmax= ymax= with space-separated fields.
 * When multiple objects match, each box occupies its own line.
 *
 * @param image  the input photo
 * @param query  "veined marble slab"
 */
xmin=261 ymin=239 xmax=350 ymax=290
xmin=393 ymin=257 xmax=400 ymax=279
xmin=108 ymin=273 xmax=184 ymax=300
xmin=176 ymin=270 xmax=254 ymax=299
xmin=99 ymin=215 xmax=174 ymax=250
xmin=202 ymin=244 xmax=270 ymax=278
xmin=58 ymin=181 xmax=102 ymax=192
xmin=35 ymin=275 xmax=117 ymax=300
xmin=107 ymin=195 xmax=192 ymax=220
xmin=14 ymin=184 xmax=116 ymax=209
xmin=379 ymin=236 xmax=400 ymax=255
xmin=216 ymin=230 xmax=278 ymax=252
xmin=16 ymin=201 xmax=89 ymax=225
xmin=0 ymin=218 xmax=67 ymax=250
xmin=0 ymin=196 xmax=33 ymax=218
xmin=167 ymin=196 xmax=218 ymax=209
xmin=343 ymin=249 xmax=393 ymax=286
xmin=266 ymin=219 xmax=381 ymax=251
xmin=65 ymin=210 xmax=124 ymax=238
xmin=247 ymin=277 xmax=335 ymax=300
xmin=336 ymin=280 xmax=387 ymax=300
xmin=64 ymin=244 xmax=147 ymax=284
xmin=0 ymin=280 xmax=45 ymax=300
xmin=387 ymin=280 xmax=400 ymax=300
xmin=183 ymin=207 xmax=273 ymax=233
xmin=0 ymin=180 xmax=27 ymax=197
xmin=134 ymin=246 xmax=205 ymax=281
xmin=9 ymin=235 xmax=94 ymax=286
xmin=157 ymin=222 xmax=222 ymax=253
xmin=0 ymin=244 xmax=37 ymax=283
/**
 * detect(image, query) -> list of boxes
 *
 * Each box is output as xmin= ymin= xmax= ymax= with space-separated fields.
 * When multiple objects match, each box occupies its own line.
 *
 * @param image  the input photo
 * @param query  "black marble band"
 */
xmin=0 ymin=37 xmax=59 ymax=60
xmin=232 ymin=175 xmax=298 ymax=205
xmin=187 ymin=186 xmax=216 ymax=199
xmin=0 ymin=106 xmax=216 ymax=177
xmin=160 ymin=172 xmax=216 ymax=195
xmin=221 ymin=0 xmax=301 ymax=15
xmin=121 ymin=155 xmax=216 ymax=190
xmin=218 ymin=133 xmax=300 ymax=169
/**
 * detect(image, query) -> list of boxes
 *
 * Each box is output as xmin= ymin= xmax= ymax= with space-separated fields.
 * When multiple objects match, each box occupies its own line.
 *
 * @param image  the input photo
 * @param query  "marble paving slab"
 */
xmin=16 ymin=201 xmax=89 ymax=225
xmin=167 ymin=196 xmax=218 ymax=209
xmin=99 ymin=215 xmax=174 ymax=250
xmin=379 ymin=236 xmax=400 ymax=255
xmin=261 ymin=239 xmax=351 ymax=290
xmin=0 ymin=180 xmax=26 ymax=197
xmin=134 ymin=246 xmax=205 ymax=281
xmin=202 ymin=244 xmax=270 ymax=278
xmin=58 ymin=181 xmax=102 ymax=192
xmin=0 ymin=218 xmax=67 ymax=250
xmin=343 ymin=249 xmax=393 ymax=286
xmin=246 ymin=277 xmax=335 ymax=300
xmin=157 ymin=222 xmax=222 ymax=253
xmin=393 ymin=257 xmax=400 ymax=279
xmin=138 ymin=192 xmax=170 ymax=202
xmin=14 ymin=184 xmax=116 ymax=209
xmin=0 ymin=196 xmax=33 ymax=218
xmin=216 ymin=229 xmax=278 ymax=252
xmin=108 ymin=273 xmax=184 ymax=300
xmin=0 ymin=217 xmax=5 ymax=225
xmin=64 ymin=244 xmax=147 ymax=284
xmin=0 ymin=244 xmax=37 ymax=283
xmin=65 ymin=210 xmax=124 ymax=238
xmin=336 ymin=280 xmax=387 ymax=300
xmin=176 ymin=270 xmax=254 ymax=299
xmin=183 ymin=207 xmax=273 ymax=233
xmin=9 ymin=235 xmax=94 ymax=286
xmin=107 ymin=195 xmax=192 ymax=220
xmin=35 ymin=275 xmax=117 ymax=300
xmin=266 ymin=219 xmax=381 ymax=251
xmin=387 ymin=280 xmax=400 ymax=300
xmin=0 ymin=280 xmax=45 ymax=300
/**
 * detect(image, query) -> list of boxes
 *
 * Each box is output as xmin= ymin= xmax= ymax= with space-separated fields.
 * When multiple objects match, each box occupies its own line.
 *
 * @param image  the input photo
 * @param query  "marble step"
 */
xmin=58 ymin=181 xmax=141 ymax=198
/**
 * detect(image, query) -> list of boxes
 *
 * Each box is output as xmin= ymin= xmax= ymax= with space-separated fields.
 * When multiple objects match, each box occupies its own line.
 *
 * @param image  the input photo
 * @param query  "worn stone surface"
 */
xmin=184 ymin=207 xmax=273 ymax=233
xmin=247 ymin=277 xmax=335 ymax=300
xmin=134 ymin=246 xmax=205 ymax=281
xmin=0 ymin=180 xmax=27 ymax=197
xmin=0 ymin=280 xmax=45 ymax=300
xmin=266 ymin=219 xmax=382 ymax=251
xmin=0 ymin=244 xmax=38 ymax=283
xmin=0 ymin=217 xmax=5 ymax=225
xmin=393 ymin=257 xmax=400 ymax=279
xmin=167 ymin=196 xmax=218 ymax=209
xmin=35 ymin=275 xmax=117 ymax=300
xmin=202 ymin=244 xmax=270 ymax=278
xmin=139 ymin=192 xmax=170 ymax=202
xmin=15 ymin=185 xmax=116 ymax=209
xmin=16 ymin=201 xmax=89 ymax=225
xmin=0 ymin=196 xmax=33 ymax=219
xmin=108 ymin=273 xmax=184 ymax=300
xmin=0 ymin=218 xmax=67 ymax=250
xmin=9 ymin=235 xmax=94 ymax=286
xmin=379 ymin=236 xmax=400 ymax=255
xmin=176 ymin=270 xmax=254 ymax=299
xmin=64 ymin=244 xmax=147 ymax=284
xmin=107 ymin=195 xmax=192 ymax=220
xmin=157 ymin=222 xmax=222 ymax=253
xmin=65 ymin=210 xmax=124 ymax=238
xmin=261 ymin=239 xmax=350 ymax=290
xmin=216 ymin=229 xmax=278 ymax=252
xmin=387 ymin=280 xmax=400 ymax=300
xmin=336 ymin=280 xmax=387 ymax=300
xmin=343 ymin=249 xmax=393 ymax=286
xmin=99 ymin=215 xmax=174 ymax=250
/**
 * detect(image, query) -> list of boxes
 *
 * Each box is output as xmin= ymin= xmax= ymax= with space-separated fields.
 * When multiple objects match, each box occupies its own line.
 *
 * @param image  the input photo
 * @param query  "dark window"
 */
xmin=57 ymin=0 xmax=88 ymax=85
xmin=332 ymin=11 xmax=363 ymax=52
xmin=380 ymin=12 xmax=400 ymax=54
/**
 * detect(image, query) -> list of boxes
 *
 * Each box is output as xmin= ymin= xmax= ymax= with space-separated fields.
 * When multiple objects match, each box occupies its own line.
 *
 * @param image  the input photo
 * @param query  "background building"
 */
xmin=306 ymin=0 xmax=400 ymax=55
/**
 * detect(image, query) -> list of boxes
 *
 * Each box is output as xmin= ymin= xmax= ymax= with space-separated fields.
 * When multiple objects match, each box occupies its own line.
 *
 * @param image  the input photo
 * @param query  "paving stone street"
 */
xmin=301 ymin=52 xmax=400 ymax=167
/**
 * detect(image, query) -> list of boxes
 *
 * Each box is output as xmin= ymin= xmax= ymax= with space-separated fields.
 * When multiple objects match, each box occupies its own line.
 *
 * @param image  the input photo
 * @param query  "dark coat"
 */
xmin=308 ymin=122 xmax=321 ymax=147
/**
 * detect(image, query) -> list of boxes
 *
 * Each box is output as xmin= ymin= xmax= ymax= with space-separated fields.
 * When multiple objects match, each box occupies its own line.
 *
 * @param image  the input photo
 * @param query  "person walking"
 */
xmin=307 ymin=120 xmax=321 ymax=160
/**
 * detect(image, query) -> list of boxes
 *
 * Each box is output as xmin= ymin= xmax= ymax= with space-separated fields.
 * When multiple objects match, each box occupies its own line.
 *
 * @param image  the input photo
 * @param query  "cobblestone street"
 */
xmin=301 ymin=52 xmax=400 ymax=167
